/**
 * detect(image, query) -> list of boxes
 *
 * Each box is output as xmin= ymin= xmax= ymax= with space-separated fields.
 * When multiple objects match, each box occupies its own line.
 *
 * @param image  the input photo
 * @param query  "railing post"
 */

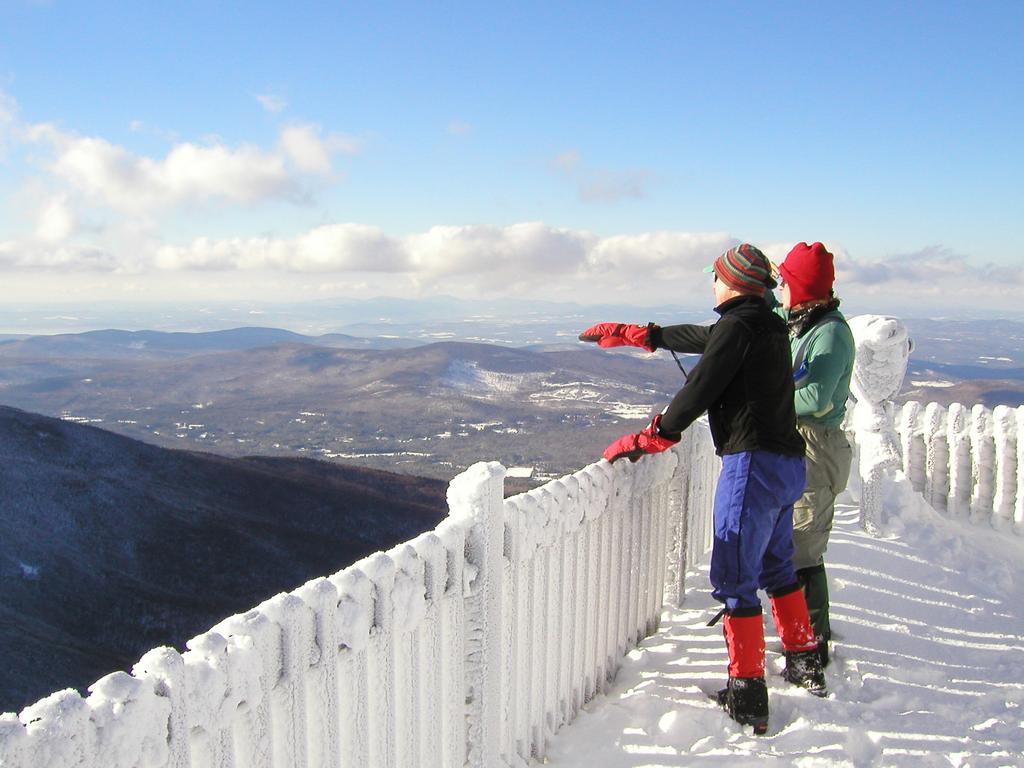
xmin=665 ymin=438 xmax=691 ymax=608
xmin=970 ymin=404 xmax=995 ymax=524
xmin=296 ymin=577 xmax=342 ymax=768
xmin=133 ymin=647 xmax=191 ymax=768
xmin=947 ymin=403 xmax=971 ymax=519
xmin=923 ymin=402 xmax=949 ymax=512
xmin=1016 ymin=407 xmax=1024 ymax=535
xmin=993 ymin=405 xmax=1017 ymax=529
xmin=446 ymin=461 xmax=506 ymax=768
xmin=364 ymin=553 xmax=398 ymax=768
xmin=0 ymin=714 xmax=26 ymax=768
xmin=898 ymin=401 xmax=925 ymax=492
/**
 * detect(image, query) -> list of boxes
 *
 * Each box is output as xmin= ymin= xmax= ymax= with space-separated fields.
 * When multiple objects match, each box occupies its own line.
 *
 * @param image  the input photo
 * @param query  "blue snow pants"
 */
xmin=709 ymin=450 xmax=807 ymax=612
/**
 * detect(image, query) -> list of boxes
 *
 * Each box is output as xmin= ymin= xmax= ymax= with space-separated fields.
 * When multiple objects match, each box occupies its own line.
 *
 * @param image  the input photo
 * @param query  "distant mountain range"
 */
xmin=0 ymin=326 xmax=420 ymax=361
xmin=0 ymin=296 xmax=711 ymax=340
xmin=0 ymin=405 xmax=448 ymax=713
xmin=2 ymin=318 xmax=1022 ymax=482
xmin=0 ymin=332 xmax=694 ymax=481
xmin=899 ymin=318 xmax=1024 ymax=408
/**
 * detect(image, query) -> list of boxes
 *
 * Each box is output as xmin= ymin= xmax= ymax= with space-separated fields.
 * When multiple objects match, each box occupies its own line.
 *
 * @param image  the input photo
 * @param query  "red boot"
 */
xmin=719 ymin=610 xmax=768 ymax=734
xmin=769 ymin=584 xmax=827 ymax=697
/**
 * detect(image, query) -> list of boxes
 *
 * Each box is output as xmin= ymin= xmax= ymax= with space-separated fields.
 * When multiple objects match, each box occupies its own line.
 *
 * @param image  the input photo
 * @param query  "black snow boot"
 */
xmin=815 ymin=634 xmax=830 ymax=669
xmin=783 ymin=648 xmax=827 ymax=697
xmin=716 ymin=676 xmax=769 ymax=734
xmin=797 ymin=564 xmax=832 ymax=666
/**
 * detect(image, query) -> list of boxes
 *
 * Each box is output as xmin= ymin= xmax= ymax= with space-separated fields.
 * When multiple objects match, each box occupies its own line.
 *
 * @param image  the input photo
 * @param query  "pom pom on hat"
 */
xmin=779 ymin=242 xmax=835 ymax=305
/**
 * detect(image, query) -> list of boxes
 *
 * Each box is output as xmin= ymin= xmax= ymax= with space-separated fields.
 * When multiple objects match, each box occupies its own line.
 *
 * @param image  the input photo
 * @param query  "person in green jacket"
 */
xmin=776 ymin=242 xmax=856 ymax=667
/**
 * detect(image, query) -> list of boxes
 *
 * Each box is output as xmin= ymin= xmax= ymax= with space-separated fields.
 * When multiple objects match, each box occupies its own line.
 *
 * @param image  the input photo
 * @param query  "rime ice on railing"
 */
xmin=0 ymin=426 xmax=718 ymax=768
xmin=896 ymin=402 xmax=1024 ymax=533
xmin=1016 ymin=407 xmax=1024 ymax=531
xmin=992 ymin=406 xmax=1017 ymax=528
xmin=922 ymin=402 xmax=950 ymax=512
xmin=969 ymin=404 xmax=996 ymax=524
xmin=497 ymin=439 xmax=717 ymax=762
xmin=899 ymin=401 xmax=925 ymax=491
xmin=947 ymin=402 xmax=972 ymax=519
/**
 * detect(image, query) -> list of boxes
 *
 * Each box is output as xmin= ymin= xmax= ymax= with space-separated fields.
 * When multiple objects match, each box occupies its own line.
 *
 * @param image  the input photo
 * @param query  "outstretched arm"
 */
xmin=580 ymin=321 xmax=714 ymax=354
xmin=579 ymin=322 xmax=656 ymax=352
xmin=651 ymin=324 xmax=713 ymax=354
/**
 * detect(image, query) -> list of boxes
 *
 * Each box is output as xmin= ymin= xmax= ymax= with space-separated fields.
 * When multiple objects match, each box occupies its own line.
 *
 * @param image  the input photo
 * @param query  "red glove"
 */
xmin=578 ymin=322 xmax=656 ymax=352
xmin=603 ymin=415 xmax=679 ymax=463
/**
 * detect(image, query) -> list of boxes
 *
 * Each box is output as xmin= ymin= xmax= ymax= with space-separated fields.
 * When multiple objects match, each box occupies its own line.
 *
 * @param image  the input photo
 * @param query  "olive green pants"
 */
xmin=792 ymin=422 xmax=853 ymax=641
xmin=792 ymin=423 xmax=852 ymax=569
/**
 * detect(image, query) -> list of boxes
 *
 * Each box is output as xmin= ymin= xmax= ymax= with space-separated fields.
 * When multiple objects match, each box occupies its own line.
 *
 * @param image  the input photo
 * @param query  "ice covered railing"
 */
xmin=846 ymin=314 xmax=1023 ymax=533
xmin=0 ymin=422 xmax=718 ymax=768
xmin=892 ymin=401 xmax=1023 ymax=530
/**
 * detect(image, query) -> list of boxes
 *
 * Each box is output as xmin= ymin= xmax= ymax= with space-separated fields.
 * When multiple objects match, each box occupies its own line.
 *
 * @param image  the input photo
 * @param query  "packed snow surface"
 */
xmin=546 ymin=498 xmax=1024 ymax=767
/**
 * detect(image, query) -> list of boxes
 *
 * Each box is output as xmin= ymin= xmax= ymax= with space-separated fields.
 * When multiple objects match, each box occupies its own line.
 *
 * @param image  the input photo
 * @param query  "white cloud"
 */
xmin=0 ymin=91 xmax=17 ymax=157
xmin=9 ymin=96 xmax=357 ymax=216
xmin=292 ymin=223 xmax=404 ymax=271
xmin=3 ymin=223 xmax=1022 ymax=309
xmin=590 ymin=231 xmax=736 ymax=274
xmin=35 ymin=194 xmax=77 ymax=243
xmin=279 ymin=123 xmax=360 ymax=175
xmin=23 ymin=127 xmax=294 ymax=213
xmin=0 ymin=240 xmax=119 ymax=271
xmin=408 ymin=222 xmax=595 ymax=282
xmin=551 ymin=150 xmax=654 ymax=204
xmin=154 ymin=224 xmax=408 ymax=273
xmin=149 ymin=222 xmax=725 ymax=299
xmin=837 ymin=246 xmax=1024 ymax=293
xmin=159 ymin=141 xmax=291 ymax=204
xmin=256 ymin=93 xmax=288 ymax=113
xmin=15 ymin=123 xmax=362 ymax=216
xmin=280 ymin=124 xmax=332 ymax=174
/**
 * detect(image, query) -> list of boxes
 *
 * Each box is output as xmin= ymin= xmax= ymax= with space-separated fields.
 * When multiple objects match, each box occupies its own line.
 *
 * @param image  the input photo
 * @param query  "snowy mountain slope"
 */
xmin=0 ymin=405 xmax=447 ymax=713
xmin=546 ymin=502 xmax=1024 ymax=766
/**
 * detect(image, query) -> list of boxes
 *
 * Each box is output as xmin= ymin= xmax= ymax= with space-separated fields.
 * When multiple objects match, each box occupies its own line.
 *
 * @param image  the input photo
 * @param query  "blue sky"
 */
xmin=0 ymin=1 xmax=1021 ymax=312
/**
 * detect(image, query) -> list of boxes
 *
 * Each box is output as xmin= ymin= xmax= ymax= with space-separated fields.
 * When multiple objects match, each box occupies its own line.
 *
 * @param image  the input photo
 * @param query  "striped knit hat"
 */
xmin=704 ymin=243 xmax=777 ymax=293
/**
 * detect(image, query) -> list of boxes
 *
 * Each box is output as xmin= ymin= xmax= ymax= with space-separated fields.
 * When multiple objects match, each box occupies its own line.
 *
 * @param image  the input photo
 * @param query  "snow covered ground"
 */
xmin=546 ymin=499 xmax=1024 ymax=767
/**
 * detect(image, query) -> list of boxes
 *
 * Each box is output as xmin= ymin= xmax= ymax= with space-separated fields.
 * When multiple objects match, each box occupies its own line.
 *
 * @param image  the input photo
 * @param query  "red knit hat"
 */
xmin=779 ymin=242 xmax=834 ymax=306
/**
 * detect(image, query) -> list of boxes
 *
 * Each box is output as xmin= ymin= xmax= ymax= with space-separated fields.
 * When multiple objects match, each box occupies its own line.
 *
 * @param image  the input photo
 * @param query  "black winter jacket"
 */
xmin=649 ymin=295 xmax=805 ymax=458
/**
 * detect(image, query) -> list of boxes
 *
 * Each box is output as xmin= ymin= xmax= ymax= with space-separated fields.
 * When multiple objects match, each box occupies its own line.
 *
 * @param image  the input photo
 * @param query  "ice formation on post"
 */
xmin=847 ymin=314 xmax=912 ymax=531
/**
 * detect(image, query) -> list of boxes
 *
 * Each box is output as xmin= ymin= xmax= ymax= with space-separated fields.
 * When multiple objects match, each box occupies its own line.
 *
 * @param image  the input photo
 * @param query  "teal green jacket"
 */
xmin=769 ymin=295 xmax=856 ymax=428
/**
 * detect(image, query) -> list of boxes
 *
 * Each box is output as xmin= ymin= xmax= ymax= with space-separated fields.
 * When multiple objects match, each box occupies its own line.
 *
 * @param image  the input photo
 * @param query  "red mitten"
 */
xmin=578 ymin=322 xmax=656 ymax=352
xmin=603 ymin=415 xmax=679 ymax=463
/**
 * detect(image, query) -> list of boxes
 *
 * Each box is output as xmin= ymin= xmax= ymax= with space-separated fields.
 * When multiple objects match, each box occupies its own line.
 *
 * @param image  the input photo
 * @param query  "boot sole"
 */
xmin=748 ymin=718 xmax=769 ymax=735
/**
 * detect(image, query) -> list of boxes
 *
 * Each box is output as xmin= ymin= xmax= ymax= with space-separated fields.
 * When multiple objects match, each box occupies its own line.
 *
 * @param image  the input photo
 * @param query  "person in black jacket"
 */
xmin=580 ymin=243 xmax=826 ymax=734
